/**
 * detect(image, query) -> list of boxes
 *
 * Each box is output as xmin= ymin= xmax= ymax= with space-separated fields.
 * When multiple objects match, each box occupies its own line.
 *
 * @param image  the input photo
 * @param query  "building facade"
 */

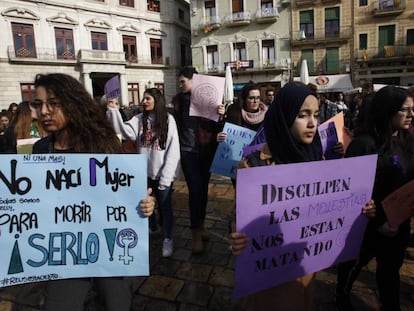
xmin=352 ymin=0 xmax=414 ymax=86
xmin=189 ymin=0 xmax=292 ymax=94
xmin=290 ymin=0 xmax=353 ymax=85
xmin=0 ymin=0 xmax=191 ymax=109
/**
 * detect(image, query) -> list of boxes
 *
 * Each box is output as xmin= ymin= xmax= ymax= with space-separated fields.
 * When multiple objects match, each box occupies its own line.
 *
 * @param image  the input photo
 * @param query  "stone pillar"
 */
xmin=119 ymin=73 xmax=128 ymax=107
xmin=82 ymin=72 xmax=93 ymax=97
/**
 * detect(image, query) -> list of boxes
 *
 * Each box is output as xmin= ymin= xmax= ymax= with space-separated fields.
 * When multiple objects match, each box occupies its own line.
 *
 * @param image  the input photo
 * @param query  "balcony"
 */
xmin=200 ymin=15 xmax=222 ymax=33
xmin=355 ymin=44 xmax=414 ymax=61
xmin=200 ymin=58 xmax=290 ymax=75
xmin=7 ymin=46 xmax=77 ymax=63
xmin=255 ymin=7 xmax=279 ymax=23
xmin=371 ymin=0 xmax=406 ymax=17
xmin=295 ymin=0 xmax=314 ymax=7
xmin=224 ymin=11 xmax=251 ymax=27
xmin=79 ymin=49 xmax=126 ymax=64
xmin=291 ymin=27 xmax=352 ymax=47
xmin=321 ymin=0 xmax=341 ymax=3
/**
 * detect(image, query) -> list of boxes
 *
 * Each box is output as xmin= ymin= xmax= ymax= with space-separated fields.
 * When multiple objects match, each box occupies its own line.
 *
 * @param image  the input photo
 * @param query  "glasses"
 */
xmin=399 ymin=107 xmax=414 ymax=114
xmin=30 ymin=98 xmax=60 ymax=112
xmin=267 ymin=94 xmax=275 ymax=97
xmin=248 ymin=96 xmax=261 ymax=101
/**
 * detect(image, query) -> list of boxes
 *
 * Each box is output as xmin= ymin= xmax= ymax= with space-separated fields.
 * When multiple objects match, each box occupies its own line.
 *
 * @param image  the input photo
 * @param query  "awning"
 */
xmin=294 ymin=74 xmax=353 ymax=93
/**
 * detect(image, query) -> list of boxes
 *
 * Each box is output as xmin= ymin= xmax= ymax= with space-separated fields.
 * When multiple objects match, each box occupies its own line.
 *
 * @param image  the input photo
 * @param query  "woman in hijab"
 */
xmin=229 ymin=82 xmax=375 ymax=311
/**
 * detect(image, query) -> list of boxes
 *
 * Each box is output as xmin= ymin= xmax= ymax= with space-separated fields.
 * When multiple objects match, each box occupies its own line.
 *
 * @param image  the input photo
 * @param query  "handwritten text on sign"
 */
xmin=234 ymin=155 xmax=377 ymax=299
xmin=210 ymin=122 xmax=256 ymax=178
xmin=0 ymin=154 xmax=148 ymax=287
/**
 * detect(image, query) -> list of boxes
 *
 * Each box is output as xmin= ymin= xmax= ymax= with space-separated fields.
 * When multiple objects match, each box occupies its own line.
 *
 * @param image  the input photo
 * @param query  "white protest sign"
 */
xmin=0 ymin=154 xmax=148 ymax=287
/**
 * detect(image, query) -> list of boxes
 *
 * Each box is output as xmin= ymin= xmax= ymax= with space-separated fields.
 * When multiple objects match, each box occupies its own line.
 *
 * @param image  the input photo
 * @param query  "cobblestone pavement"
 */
xmin=0 ymin=174 xmax=413 ymax=311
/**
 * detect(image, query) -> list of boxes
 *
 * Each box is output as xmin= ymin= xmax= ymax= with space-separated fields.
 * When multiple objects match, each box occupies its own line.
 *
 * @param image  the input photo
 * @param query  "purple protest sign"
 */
xmin=105 ymin=76 xmax=121 ymax=100
xmin=318 ymin=122 xmax=340 ymax=159
xmin=234 ymin=155 xmax=377 ymax=300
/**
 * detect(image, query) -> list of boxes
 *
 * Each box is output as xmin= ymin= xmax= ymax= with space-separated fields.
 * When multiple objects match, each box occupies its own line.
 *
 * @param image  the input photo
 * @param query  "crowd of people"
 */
xmin=1 ymin=69 xmax=414 ymax=311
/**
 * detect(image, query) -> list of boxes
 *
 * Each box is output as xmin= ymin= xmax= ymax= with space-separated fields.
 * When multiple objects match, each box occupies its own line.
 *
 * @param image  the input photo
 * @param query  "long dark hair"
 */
xmin=14 ymin=101 xmax=44 ymax=140
xmin=141 ymin=88 xmax=169 ymax=150
xmin=34 ymin=73 xmax=122 ymax=153
xmin=363 ymin=85 xmax=412 ymax=154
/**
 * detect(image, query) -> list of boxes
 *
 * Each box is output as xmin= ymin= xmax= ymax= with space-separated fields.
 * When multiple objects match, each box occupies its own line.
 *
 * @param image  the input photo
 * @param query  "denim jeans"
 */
xmin=180 ymin=151 xmax=212 ymax=229
xmin=148 ymin=178 xmax=173 ymax=239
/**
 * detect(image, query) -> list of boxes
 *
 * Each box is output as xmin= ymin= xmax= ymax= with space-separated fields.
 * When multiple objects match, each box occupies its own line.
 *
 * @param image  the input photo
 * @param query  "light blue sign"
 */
xmin=0 ymin=154 xmax=148 ymax=287
xmin=210 ymin=122 xmax=256 ymax=178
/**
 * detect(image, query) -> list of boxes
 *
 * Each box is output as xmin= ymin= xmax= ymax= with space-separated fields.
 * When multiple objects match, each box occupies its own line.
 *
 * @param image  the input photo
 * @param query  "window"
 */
xmin=261 ymin=0 xmax=273 ymax=9
xmin=120 ymin=0 xmax=134 ymax=7
xmin=150 ymin=38 xmax=163 ymax=64
xmin=55 ymin=28 xmax=75 ymax=60
xmin=207 ymin=45 xmax=219 ymax=70
xmin=178 ymin=8 xmax=184 ymax=21
xmin=232 ymin=0 xmax=243 ymax=13
xmin=378 ymin=25 xmax=395 ymax=56
xmin=20 ymin=83 xmax=36 ymax=101
xmin=301 ymin=49 xmax=314 ymax=72
xmin=91 ymin=32 xmax=107 ymax=50
xmin=128 ymin=83 xmax=140 ymax=104
xmin=148 ymin=0 xmax=160 ymax=12
xmin=262 ymin=40 xmax=275 ymax=66
xmin=325 ymin=7 xmax=339 ymax=38
xmin=326 ymin=47 xmax=339 ymax=72
xmin=359 ymin=33 xmax=368 ymax=50
xmin=300 ymin=10 xmax=314 ymax=39
xmin=123 ymin=35 xmax=137 ymax=63
xmin=234 ymin=42 xmax=246 ymax=61
xmin=12 ymin=23 xmax=36 ymax=58
xmin=155 ymin=83 xmax=164 ymax=95
xmin=407 ymin=29 xmax=414 ymax=45
xmin=205 ymin=1 xmax=217 ymax=19
xmin=359 ymin=0 xmax=367 ymax=6
xmin=180 ymin=43 xmax=188 ymax=67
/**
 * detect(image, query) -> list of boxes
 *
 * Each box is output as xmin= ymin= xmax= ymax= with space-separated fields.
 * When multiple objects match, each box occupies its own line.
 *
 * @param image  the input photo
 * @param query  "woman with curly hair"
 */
xmin=107 ymin=87 xmax=180 ymax=257
xmin=31 ymin=73 xmax=155 ymax=311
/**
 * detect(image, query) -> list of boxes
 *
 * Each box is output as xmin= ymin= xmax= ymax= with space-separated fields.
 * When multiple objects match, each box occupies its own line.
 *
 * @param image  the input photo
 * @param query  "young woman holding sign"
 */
xmin=32 ymin=73 xmax=155 ymax=311
xmin=107 ymin=87 xmax=180 ymax=258
xmin=336 ymin=85 xmax=414 ymax=311
xmin=229 ymin=82 xmax=375 ymax=311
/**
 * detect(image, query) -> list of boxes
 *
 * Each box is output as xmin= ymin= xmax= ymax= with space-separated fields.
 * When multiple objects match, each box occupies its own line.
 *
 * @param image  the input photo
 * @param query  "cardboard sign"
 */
xmin=0 ymin=154 xmax=148 ymax=287
xmin=234 ymin=155 xmax=377 ymax=299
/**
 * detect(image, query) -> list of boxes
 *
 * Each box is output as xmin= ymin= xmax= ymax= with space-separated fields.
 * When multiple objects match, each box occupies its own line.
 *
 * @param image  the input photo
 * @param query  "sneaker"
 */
xmin=162 ymin=238 xmax=173 ymax=257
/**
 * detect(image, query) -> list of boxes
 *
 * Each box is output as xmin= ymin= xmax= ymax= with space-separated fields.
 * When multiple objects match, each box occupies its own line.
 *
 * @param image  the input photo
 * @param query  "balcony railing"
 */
xmin=295 ymin=0 xmax=314 ymax=6
xmin=255 ymin=7 xmax=279 ymax=23
xmin=371 ymin=0 xmax=406 ymax=16
xmin=79 ymin=49 xmax=126 ymax=64
xmin=7 ymin=46 xmax=77 ymax=62
xmin=200 ymin=58 xmax=290 ymax=74
xmin=291 ymin=27 xmax=352 ymax=46
xmin=200 ymin=15 xmax=222 ymax=33
xmin=355 ymin=44 xmax=414 ymax=61
xmin=224 ymin=11 xmax=251 ymax=27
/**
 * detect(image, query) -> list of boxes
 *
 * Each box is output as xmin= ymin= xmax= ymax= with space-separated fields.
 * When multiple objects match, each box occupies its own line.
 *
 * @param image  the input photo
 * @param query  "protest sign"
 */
xmin=234 ymin=155 xmax=377 ymax=299
xmin=104 ymin=76 xmax=121 ymax=101
xmin=210 ymin=123 xmax=256 ymax=178
xmin=317 ymin=122 xmax=340 ymax=159
xmin=321 ymin=112 xmax=352 ymax=151
xmin=0 ymin=154 xmax=148 ymax=287
xmin=382 ymin=179 xmax=414 ymax=228
xmin=190 ymin=74 xmax=225 ymax=122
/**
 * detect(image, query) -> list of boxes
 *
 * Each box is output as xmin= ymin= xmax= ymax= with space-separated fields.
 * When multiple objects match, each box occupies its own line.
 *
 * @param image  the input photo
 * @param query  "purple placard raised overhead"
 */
xmin=233 ymin=155 xmax=377 ymax=299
